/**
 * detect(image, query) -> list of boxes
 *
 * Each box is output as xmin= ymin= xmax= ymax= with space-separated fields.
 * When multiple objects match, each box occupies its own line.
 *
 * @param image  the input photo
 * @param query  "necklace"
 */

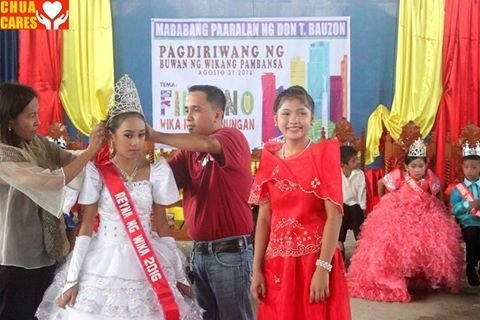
xmin=112 ymin=159 xmax=139 ymax=183
xmin=281 ymin=139 xmax=312 ymax=159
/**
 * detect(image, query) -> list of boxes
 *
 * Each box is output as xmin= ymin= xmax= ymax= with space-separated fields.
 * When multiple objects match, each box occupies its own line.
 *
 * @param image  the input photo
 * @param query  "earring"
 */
xmin=8 ymin=126 xmax=11 ymax=132
xmin=109 ymin=142 xmax=115 ymax=159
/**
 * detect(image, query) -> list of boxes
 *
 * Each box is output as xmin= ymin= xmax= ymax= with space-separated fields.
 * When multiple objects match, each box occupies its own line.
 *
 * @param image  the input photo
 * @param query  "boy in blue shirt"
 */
xmin=450 ymin=142 xmax=480 ymax=286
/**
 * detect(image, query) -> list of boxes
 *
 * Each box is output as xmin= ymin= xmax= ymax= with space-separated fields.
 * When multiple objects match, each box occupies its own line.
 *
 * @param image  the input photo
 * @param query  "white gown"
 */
xmin=36 ymin=159 xmax=203 ymax=320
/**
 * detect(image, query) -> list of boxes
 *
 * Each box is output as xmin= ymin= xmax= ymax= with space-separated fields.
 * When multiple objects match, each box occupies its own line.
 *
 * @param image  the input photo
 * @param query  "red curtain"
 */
xmin=364 ymin=168 xmax=385 ymax=215
xmin=18 ymin=30 xmax=64 ymax=136
xmin=433 ymin=0 xmax=480 ymax=187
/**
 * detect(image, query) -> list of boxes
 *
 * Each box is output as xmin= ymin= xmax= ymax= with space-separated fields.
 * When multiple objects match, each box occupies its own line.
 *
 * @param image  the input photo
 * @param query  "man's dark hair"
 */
xmin=188 ymin=85 xmax=226 ymax=112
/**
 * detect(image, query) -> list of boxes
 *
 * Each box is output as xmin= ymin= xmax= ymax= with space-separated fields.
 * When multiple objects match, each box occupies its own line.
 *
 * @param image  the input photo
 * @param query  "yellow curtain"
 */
xmin=365 ymin=0 xmax=445 ymax=164
xmin=60 ymin=0 xmax=114 ymax=135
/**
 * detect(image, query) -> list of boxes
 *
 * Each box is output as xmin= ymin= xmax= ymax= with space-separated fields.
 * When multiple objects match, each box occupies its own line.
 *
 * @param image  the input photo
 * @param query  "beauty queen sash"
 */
xmin=405 ymin=174 xmax=426 ymax=195
xmin=455 ymin=183 xmax=480 ymax=217
xmin=98 ymin=162 xmax=180 ymax=320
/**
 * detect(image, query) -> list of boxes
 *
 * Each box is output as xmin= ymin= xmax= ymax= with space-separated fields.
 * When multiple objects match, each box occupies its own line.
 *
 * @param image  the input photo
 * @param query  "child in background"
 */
xmin=450 ymin=142 xmax=480 ymax=286
xmin=348 ymin=138 xmax=463 ymax=302
xmin=338 ymin=145 xmax=366 ymax=260
xmin=249 ymin=86 xmax=350 ymax=320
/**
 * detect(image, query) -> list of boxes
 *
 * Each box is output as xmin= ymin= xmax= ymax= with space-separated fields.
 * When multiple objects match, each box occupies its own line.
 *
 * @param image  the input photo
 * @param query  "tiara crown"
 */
xmin=407 ymin=137 xmax=427 ymax=157
xmin=107 ymin=75 xmax=144 ymax=126
xmin=462 ymin=141 xmax=480 ymax=157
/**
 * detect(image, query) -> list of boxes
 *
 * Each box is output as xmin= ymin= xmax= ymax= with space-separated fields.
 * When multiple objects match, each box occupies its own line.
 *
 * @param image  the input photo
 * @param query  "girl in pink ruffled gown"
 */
xmin=348 ymin=138 xmax=464 ymax=302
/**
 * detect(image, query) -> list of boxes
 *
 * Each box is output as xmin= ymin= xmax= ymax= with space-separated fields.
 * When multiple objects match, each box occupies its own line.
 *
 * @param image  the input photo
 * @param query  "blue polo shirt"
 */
xmin=450 ymin=178 xmax=480 ymax=228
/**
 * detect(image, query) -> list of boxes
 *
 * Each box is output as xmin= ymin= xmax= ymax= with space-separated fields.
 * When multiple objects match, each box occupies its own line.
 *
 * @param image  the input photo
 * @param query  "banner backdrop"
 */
xmin=151 ymin=17 xmax=350 ymax=149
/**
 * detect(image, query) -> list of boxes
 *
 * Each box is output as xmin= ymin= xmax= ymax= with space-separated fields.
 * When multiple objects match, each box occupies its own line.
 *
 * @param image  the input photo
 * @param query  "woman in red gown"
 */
xmin=249 ymin=86 xmax=351 ymax=320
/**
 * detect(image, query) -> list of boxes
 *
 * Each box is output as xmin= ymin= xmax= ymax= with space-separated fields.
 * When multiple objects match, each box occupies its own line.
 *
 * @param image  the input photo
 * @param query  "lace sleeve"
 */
xmin=248 ymin=179 xmax=270 ymax=205
xmin=151 ymin=157 xmax=181 ymax=206
xmin=248 ymin=151 xmax=271 ymax=205
xmin=382 ymin=169 xmax=401 ymax=192
xmin=78 ymin=162 xmax=102 ymax=205
xmin=0 ymin=160 xmax=65 ymax=217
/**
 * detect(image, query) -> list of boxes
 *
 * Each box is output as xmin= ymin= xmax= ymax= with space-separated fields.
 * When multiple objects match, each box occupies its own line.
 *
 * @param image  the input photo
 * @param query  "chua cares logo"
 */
xmin=0 ymin=0 xmax=69 ymax=30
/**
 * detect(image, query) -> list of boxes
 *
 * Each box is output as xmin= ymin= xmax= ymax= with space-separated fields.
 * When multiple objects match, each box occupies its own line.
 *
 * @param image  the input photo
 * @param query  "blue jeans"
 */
xmin=191 ymin=236 xmax=253 ymax=320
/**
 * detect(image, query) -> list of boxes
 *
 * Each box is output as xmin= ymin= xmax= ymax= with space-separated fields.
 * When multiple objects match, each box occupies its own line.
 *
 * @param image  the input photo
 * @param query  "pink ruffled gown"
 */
xmin=348 ymin=168 xmax=464 ymax=302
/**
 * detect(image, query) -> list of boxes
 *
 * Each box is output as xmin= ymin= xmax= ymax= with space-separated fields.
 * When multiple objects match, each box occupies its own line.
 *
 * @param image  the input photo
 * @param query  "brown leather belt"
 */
xmin=194 ymin=236 xmax=252 ymax=254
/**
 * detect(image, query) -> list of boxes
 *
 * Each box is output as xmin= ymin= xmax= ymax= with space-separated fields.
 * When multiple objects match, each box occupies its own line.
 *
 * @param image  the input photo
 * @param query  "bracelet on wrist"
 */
xmin=315 ymin=259 xmax=333 ymax=272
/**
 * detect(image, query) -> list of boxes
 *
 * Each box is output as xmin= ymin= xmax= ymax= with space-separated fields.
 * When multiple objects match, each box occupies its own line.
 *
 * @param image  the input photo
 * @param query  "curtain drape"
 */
xmin=18 ymin=30 xmax=63 ymax=136
xmin=364 ymin=168 xmax=385 ymax=214
xmin=0 ymin=30 xmax=19 ymax=82
xmin=365 ymin=0 xmax=445 ymax=164
xmin=433 ymin=0 xmax=480 ymax=187
xmin=60 ymin=0 xmax=114 ymax=135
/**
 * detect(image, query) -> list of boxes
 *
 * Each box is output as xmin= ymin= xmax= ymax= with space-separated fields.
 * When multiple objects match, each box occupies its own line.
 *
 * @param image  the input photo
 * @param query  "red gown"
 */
xmin=348 ymin=168 xmax=464 ymax=302
xmin=250 ymin=139 xmax=351 ymax=320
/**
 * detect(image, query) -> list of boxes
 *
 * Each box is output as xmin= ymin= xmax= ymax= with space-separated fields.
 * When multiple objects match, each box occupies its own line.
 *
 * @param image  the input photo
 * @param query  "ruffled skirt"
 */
xmin=347 ymin=189 xmax=464 ymax=302
xmin=36 ymin=233 xmax=203 ymax=319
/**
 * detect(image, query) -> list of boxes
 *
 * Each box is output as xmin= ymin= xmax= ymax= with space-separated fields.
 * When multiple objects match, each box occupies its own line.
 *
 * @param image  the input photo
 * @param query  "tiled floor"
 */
xmin=344 ymin=231 xmax=480 ymax=320
xmin=177 ymin=232 xmax=480 ymax=319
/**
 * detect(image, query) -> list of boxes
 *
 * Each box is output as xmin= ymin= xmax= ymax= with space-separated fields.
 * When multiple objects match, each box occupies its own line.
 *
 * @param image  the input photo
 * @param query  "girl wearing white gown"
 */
xmin=36 ymin=75 xmax=203 ymax=320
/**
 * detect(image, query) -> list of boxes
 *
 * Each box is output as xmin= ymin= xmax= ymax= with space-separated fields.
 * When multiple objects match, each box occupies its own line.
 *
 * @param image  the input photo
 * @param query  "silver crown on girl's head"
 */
xmin=462 ymin=141 xmax=480 ymax=157
xmin=107 ymin=75 xmax=144 ymax=125
xmin=407 ymin=137 xmax=427 ymax=157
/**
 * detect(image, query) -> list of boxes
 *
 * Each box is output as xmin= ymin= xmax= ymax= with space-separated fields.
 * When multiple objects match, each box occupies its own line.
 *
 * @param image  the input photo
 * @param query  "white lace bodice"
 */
xmin=78 ymin=159 xmax=180 ymax=242
xmin=98 ymin=180 xmax=153 ymax=222
xmin=79 ymin=159 xmax=179 ymax=211
xmin=96 ymin=180 xmax=154 ymax=242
